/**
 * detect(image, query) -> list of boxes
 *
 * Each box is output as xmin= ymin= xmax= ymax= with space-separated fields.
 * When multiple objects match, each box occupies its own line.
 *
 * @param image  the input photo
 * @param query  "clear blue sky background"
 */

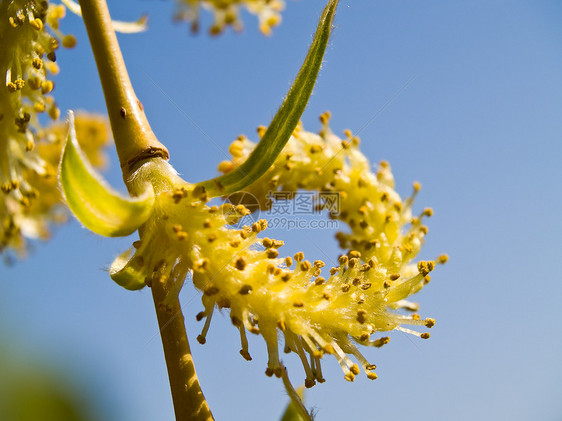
xmin=1 ymin=1 xmax=561 ymax=420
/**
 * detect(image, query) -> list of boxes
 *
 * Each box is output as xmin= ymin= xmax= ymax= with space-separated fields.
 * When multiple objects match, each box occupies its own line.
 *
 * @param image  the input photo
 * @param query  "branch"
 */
xmin=78 ymin=1 xmax=212 ymax=419
xmin=79 ymin=0 xmax=168 ymax=181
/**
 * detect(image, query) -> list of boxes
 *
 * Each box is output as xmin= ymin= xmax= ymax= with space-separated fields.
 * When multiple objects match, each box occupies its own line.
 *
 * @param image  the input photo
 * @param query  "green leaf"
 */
xmin=109 ymin=248 xmax=146 ymax=290
xmin=280 ymin=385 xmax=308 ymax=421
xmin=198 ymin=0 xmax=340 ymax=197
xmin=60 ymin=111 xmax=155 ymax=237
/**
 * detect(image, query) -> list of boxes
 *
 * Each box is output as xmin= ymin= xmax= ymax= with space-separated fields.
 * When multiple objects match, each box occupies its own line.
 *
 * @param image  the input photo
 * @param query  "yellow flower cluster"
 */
xmin=174 ymin=0 xmax=285 ymax=35
xmin=220 ymin=111 xmax=446 ymax=269
xmin=122 ymin=114 xmax=445 ymax=387
xmin=1 ymin=107 xmax=109 ymax=256
xmin=0 ymin=1 xmax=92 ymax=256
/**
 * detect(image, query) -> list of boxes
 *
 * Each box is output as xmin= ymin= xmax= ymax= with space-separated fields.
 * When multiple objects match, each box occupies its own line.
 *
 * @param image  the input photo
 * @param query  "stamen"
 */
xmin=301 ymin=334 xmax=322 ymax=359
xmin=342 ymin=338 xmax=377 ymax=379
xmin=290 ymin=335 xmax=316 ymax=387
xmin=395 ymin=326 xmax=429 ymax=339
xmin=263 ymin=328 xmax=282 ymax=378
xmin=197 ymin=306 xmax=214 ymax=344
xmin=311 ymin=355 xmax=325 ymax=383
xmin=238 ymin=326 xmax=251 ymax=361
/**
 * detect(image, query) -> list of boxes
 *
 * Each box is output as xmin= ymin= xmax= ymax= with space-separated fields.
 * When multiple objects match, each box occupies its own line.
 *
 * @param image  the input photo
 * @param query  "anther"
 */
xmin=313 ymin=260 xmax=325 ymax=268
xmin=62 ymin=34 xmax=77 ymax=49
xmin=360 ymin=264 xmax=371 ymax=272
xmin=239 ymin=285 xmax=252 ymax=295
xmin=300 ymin=260 xmax=311 ymax=271
xmin=310 ymin=144 xmax=324 ymax=153
xmin=41 ymin=80 xmax=54 ymax=94
xmin=30 ymin=18 xmax=43 ymax=30
xmin=240 ymin=226 xmax=252 ymax=240
xmin=417 ymin=261 xmax=434 ymax=276
xmin=266 ymin=249 xmax=279 ymax=259
xmin=240 ymin=350 xmax=252 ymax=361
xmin=389 ymin=273 xmax=401 ymax=281
xmin=217 ymin=161 xmax=234 ymax=173
xmin=172 ymin=188 xmax=187 ymax=203
xmin=235 ymin=257 xmax=247 ymax=271
xmin=281 ymin=273 xmax=292 ymax=282
xmin=344 ymin=372 xmax=355 ymax=382
xmin=305 ymin=379 xmax=316 ymax=388
xmin=373 ymin=337 xmax=390 ymax=348
xmin=32 ymin=58 xmax=43 ymax=69
xmin=356 ymin=310 xmax=367 ymax=324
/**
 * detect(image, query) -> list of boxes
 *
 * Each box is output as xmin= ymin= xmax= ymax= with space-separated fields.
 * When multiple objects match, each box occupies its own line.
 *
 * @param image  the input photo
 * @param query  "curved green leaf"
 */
xmin=198 ymin=0 xmax=340 ymax=197
xmin=109 ymin=248 xmax=146 ymax=290
xmin=281 ymin=369 xmax=311 ymax=421
xmin=280 ymin=385 xmax=307 ymax=421
xmin=60 ymin=111 xmax=155 ymax=237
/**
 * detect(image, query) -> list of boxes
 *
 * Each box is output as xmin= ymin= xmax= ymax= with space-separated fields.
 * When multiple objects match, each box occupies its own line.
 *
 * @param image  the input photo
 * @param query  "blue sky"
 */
xmin=1 ymin=1 xmax=562 ymax=420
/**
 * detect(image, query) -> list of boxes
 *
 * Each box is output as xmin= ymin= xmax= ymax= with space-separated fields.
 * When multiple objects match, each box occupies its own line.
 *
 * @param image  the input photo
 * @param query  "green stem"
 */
xmin=152 ymin=277 xmax=214 ymax=421
xmin=78 ymin=1 xmax=213 ymax=419
xmin=78 ymin=0 xmax=168 ymax=181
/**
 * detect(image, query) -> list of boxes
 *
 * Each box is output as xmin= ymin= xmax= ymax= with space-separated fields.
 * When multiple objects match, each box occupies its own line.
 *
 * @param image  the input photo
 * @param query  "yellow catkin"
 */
xmin=118 ymin=113 xmax=445 ymax=388
xmin=0 ymin=1 xmax=90 ymax=257
xmin=173 ymin=0 xmax=285 ymax=35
